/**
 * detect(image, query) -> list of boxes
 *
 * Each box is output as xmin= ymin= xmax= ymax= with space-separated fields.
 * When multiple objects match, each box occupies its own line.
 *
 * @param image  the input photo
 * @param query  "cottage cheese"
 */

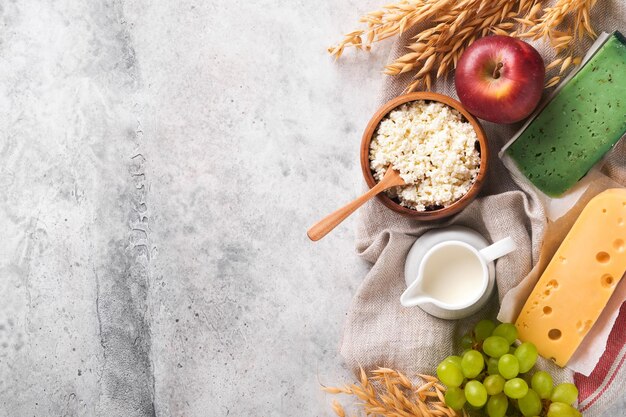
xmin=369 ymin=100 xmax=480 ymax=211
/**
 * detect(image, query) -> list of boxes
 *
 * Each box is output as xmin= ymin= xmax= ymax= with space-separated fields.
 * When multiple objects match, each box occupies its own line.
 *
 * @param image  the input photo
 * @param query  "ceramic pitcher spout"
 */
xmin=400 ymin=281 xmax=433 ymax=307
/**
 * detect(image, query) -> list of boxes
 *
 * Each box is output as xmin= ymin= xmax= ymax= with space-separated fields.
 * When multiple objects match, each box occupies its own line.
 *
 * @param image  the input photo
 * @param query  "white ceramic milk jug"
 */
xmin=400 ymin=237 xmax=516 ymax=320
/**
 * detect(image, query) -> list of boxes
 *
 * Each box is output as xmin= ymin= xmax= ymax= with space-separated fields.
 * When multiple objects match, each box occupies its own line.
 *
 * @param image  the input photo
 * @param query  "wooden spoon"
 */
xmin=307 ymin=168 xmax=406 ymax=241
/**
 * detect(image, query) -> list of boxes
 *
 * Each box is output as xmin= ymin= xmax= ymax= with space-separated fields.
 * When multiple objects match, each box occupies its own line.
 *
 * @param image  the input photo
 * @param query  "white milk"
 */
xmin=420 ymin=244 xmax=484 ymax=305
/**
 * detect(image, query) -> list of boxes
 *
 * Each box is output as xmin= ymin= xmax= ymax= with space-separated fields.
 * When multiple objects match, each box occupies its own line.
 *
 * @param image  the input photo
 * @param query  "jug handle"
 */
xmin=479 ymin=237 xmax=516 ymax=263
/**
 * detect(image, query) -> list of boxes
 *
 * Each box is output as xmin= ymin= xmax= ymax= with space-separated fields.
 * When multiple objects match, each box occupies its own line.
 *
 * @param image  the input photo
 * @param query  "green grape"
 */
xmin=484 ymin=374 xmax=505 ymax=395
xmin=531 ymin=371 xmax=553 ymax=399
xmin=493 ymin=323 xmax=519 ymax=345
xmin=437 ymin=361 xmax=464 ymax=387
xmin=518 ymin=388 xmax=542 ymax=417
xmin=551 ymin=383 xmax=579 ymax=405
xmin=443 ymin=355 xmax=463 ymax=368
xmin=498 ymin=354 xmax=520 ymax=379
xmin=444 ymin=386 xmax=466 ymax=411
xmin=474 ymin=319 xmax=496 ymax=341
xmin=461 ymin=333 xmax=474 ymax=350
xmin=487 ymin=357 xmax=500 ymax=375
xmin=483 ymin=336 xmax=510 ymax=358
xmin=515 ymin=342 xmax=539 ymax=373
xmin=547 ymin=401 xmax=579 ymax=417
xmin=464 ymin=380 xmax=488 ymax=407
xmin=504 ymin=378 xmax=528 ymax=399
xmin=461 ymin=350 xmax=485 ymax=379
xmin=486 ymin=392 xmax=508 ymax=417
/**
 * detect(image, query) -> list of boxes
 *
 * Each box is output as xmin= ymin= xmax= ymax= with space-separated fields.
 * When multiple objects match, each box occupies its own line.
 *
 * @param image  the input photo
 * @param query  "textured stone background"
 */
xmin=0 ymin=1 xmax=623 ymax=416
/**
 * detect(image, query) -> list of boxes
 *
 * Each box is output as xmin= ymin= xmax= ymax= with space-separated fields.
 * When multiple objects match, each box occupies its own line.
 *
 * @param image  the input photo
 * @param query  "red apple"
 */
xmin=455 ymin=35 xmax=545 ymax=124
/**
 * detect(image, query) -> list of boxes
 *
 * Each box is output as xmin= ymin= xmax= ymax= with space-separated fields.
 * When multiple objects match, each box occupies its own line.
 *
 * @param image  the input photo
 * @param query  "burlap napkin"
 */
xmin=340 ymin=2 xmax=626 ymax=416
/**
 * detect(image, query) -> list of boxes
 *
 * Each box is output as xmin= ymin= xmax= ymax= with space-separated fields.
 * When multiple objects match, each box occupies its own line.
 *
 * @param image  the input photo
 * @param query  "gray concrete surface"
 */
xmin=0 ymin=1 xmax=623 ymax=416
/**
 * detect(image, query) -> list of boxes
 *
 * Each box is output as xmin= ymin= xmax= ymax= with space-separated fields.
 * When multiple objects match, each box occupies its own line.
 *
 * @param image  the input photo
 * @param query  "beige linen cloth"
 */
xmin=340 ymin=2 xmax=626 ymax=416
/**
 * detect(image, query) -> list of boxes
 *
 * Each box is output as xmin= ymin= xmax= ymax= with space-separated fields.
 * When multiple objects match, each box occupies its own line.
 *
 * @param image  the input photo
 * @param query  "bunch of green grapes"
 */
xmin=437 ymin=320 xmax=581 ymax=417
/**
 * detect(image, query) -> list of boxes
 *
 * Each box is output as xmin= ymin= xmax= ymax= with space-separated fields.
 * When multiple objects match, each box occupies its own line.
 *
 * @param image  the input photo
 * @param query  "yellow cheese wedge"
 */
xmin=516 ymin=188 xmax=626 ymax=367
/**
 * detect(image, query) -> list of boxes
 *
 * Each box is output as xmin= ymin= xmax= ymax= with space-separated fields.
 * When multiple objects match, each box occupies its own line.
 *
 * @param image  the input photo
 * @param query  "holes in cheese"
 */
xmin=576 ymin=320 xmax=592 ymax=334
xmin=548 ymin=329 xmax=562 ymax=340
xmin=601 ymin=274 xmax=615 ymax=288
xmin=516 ymin=188 xmax=626 ymax=367
xmin=596 ymin=251 xmax=610 ymax=263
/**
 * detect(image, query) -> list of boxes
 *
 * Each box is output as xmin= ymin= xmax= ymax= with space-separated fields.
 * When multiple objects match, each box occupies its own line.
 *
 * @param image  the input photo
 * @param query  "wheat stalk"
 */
xmin=322 ymin=367 xmax=462 ymax=417
xmin=329 ymin=0 xmax=599 ymax=91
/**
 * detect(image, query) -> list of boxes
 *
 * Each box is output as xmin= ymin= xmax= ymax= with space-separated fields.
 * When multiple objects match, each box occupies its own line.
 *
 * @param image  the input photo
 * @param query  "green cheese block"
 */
xmin=506 ymin=32 xmax=626 ymax=197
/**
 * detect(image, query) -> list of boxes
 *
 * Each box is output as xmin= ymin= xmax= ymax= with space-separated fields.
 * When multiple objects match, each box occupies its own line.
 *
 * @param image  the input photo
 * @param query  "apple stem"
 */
xmin=493 ymin=62 xmax=504 ymax=79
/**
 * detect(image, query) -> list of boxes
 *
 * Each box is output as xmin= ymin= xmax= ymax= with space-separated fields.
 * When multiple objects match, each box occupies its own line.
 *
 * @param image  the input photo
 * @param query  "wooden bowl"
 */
xmin=360 ymin=92 xmax=488 ymax=220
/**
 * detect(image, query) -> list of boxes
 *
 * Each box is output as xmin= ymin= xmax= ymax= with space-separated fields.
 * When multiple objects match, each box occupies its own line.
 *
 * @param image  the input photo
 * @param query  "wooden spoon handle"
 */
xmin=307 ymin=180 xmax=391 ymax=241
